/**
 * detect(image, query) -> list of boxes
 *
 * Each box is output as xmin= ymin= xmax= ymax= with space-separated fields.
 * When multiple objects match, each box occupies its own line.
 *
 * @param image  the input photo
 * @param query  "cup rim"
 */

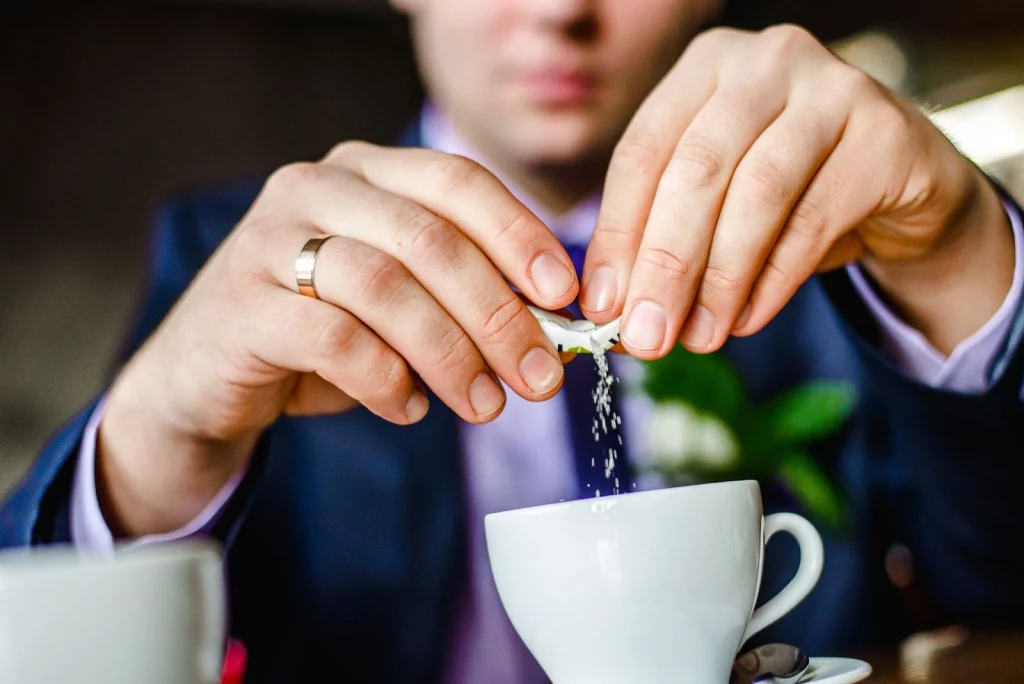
xmin=484 ymin=479 xmax=759 ymax=524
xmin=0 ymin=539 xmax=222 ymax=579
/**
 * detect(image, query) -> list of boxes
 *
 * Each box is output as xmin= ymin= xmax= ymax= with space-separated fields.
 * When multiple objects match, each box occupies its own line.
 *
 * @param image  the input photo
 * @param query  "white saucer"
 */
xmin=793 ymin=657 xmax=872 ymax=684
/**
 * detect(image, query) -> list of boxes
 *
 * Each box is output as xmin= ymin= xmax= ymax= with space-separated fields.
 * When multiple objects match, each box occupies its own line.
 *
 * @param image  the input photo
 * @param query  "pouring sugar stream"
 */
xmin=527 ymin=305 xmax=629 ymax=496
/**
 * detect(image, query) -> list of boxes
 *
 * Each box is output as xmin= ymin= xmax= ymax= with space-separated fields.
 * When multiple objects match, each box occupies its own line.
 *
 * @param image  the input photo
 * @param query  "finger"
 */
xmin=311 ymin=236 xmax=508 ymax=424
xmin=247 ymin=285 xmax=427 ymax=425
xmin=257 ymin=169 xmax=564 ymax=402
xmin=682 ymin=102 xmax=845 ymax=352
xmin=733 ymin=135 xmax=879 ymax=337
xmin=617 ymin=81 xmax=788 ymax=359
xmin=582 ymin=30 xmax=733 ymax=321
xmin=329 ymin=142 xmax=578 ymax=309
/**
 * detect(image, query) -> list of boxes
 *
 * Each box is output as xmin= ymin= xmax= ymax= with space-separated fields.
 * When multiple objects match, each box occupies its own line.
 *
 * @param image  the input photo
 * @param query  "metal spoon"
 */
xmin=731 ymin=643 xmax=811 ymax=684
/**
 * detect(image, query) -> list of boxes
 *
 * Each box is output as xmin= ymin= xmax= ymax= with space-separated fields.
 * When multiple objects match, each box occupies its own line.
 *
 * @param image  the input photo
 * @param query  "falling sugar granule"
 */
xmin=525 ymin=304 xmax=633 ymax=497
xmin=590 ymin=348 xmax=625 ymax=496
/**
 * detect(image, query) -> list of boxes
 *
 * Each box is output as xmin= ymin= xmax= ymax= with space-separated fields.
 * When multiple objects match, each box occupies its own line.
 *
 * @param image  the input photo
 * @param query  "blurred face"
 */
xmin=394 ymin=0 xmax=722 ymax=173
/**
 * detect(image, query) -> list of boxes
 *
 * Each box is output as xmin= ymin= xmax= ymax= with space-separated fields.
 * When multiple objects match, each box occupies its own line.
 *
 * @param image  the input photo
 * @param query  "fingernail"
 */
xmin=681 ymin=305 xmax=715 ymax=351
xmin=519 ymin=347 xmax=563 ymax=394
xmin=469 ymin=372 xmax=505 ymax=417
xmin=622 ymin=301 xmax=667 ymax=351
xmin=530 ymin=253 xmax=576 ymax=302
xmin=405 ymin=390 xmax=429 ymax=422
xmin=734 ymin=303 xmax=752 ymax=330
xmin=581 ymin=266 xmax=617 ymax=313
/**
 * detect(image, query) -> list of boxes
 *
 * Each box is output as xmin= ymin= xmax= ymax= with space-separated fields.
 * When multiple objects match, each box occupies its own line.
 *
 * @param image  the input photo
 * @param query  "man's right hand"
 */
xmin=96 ymin=142 xmax=578 ymax=537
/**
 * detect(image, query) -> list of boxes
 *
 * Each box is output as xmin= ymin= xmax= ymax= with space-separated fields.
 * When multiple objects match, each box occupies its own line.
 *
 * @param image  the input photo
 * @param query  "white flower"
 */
xmin=648 ymin=401 xmax=702 ymax=467
xmin=648 ymin=401 xmax=739 ymax=471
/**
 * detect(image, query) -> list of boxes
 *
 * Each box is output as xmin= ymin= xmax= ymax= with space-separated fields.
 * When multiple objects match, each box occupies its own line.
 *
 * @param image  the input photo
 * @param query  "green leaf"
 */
xmin=762 ymin=381 xmax=856 ymax=444
xmin=777 ymin=451 xmax=850 ymax=531
xmin=640 ymin=348 xmax=746 ymax=425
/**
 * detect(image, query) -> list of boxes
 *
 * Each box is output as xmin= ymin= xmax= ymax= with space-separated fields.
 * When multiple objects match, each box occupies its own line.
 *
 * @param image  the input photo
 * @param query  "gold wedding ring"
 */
xmin=295 ymin=236 xmax=334 ymax=299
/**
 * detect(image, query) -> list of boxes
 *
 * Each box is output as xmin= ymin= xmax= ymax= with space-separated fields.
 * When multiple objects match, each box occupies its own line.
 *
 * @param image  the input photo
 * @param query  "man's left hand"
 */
xmin=582 ymin=25 xmax=1014 ymax=358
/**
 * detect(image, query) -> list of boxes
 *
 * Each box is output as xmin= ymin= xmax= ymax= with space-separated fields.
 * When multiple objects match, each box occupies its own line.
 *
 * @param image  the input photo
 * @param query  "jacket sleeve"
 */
xmin=819 ymin=190 xmax=1024 ymax=622
xmin=0 ymin=181 xmax=267 ymax=549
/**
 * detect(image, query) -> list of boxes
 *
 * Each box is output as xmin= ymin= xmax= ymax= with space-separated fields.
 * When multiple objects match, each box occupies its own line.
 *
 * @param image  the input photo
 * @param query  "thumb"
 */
xmin=284 ymin=372 xmax=361 ymax=417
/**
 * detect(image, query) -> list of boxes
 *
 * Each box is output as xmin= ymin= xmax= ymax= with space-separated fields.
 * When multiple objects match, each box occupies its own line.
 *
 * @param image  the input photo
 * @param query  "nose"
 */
xmin=524 ymin=0 xmax=597 ymax=34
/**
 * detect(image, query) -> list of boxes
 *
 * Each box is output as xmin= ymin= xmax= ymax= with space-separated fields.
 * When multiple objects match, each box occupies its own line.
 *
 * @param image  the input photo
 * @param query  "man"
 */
xmin=3 ymin=0 xmax=1024 ymax=682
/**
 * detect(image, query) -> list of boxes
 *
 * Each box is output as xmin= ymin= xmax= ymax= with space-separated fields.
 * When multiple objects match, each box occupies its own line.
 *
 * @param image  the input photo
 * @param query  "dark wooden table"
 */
xmin=859 ymin=628 xmax=1023 ymax=683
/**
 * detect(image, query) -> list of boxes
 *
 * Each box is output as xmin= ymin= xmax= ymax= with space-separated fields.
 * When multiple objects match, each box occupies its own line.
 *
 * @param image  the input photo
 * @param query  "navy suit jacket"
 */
xmin=4 ymin=128 xmax=1024 ymax=683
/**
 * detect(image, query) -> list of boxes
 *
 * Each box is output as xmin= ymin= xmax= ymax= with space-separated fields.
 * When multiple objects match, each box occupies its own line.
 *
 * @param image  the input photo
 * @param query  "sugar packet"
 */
xmin=527 ymin=305 xmax=621 ymax=354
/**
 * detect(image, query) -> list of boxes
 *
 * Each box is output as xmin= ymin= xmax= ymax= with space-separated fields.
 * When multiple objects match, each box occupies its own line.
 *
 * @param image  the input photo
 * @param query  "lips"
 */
xmin=517 ymin=69 xmax=598 ymax=105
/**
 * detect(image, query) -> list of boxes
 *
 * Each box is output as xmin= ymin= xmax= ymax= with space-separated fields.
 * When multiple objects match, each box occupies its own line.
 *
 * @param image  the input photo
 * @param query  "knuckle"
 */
xmin=592 ymin=214 xmax=635 ymax=249
xmin=665 ymin=142 xmax=725 ymax=188
xmin=373 ymin=355 xmax=410 ymax=400
xmin=739 ymin=156 xmax=791 ymax=207
xmin=788 ymin=199 xmax=829 ymax=241
xmin=401 ymin=210 xmax=464 ymax=260
xmin=435 ymin=154 xmax=488 ymax=197
xmin=611 ymin=130 xmax=662 ymax=177
xmin=702 ymin=262 xmax=745 ymax=293
xmin=267 ymin=161 xmax=320 ymax=191
xmin=761 ymin=259 xmax=790 ymax=286
xmin=839 ymin=66 xmax=876 ymax=100
xmin=495 ymin=210 xmax=532 ymax=241
xmin=316 ymin=315 xmax=362 ymax=359
xmin=324 ymin=139 xmax=372 ymax=162
xmin=478 ymin=294 xmax=528 ymax=345
xmin=635 ymin=245 xmax=692 ymax=281
xmin=689 ymin=26 xmax=740 ymax=55
xmin=434 ymin=327 xmax=477 ymax=374
xmin=760 ymin=23 xmax=814 ymax=55
xmin=354 ymin=250 xmax=407 ymax=305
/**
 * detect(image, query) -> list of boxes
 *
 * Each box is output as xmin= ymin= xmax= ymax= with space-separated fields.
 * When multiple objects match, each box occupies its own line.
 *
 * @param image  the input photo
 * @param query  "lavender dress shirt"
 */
xmin=70 ymin=107 xmax=1024 ymax=684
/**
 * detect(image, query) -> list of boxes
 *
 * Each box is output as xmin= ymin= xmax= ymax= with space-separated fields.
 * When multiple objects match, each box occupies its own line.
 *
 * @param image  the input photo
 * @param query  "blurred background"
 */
xmin=2 ymin=0 xmax=1024 ymax=497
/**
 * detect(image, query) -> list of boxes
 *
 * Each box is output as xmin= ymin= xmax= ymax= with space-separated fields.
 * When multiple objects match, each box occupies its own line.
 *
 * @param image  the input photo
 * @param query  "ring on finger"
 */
xmin=295 ymin=236 xmax=335 ymax=300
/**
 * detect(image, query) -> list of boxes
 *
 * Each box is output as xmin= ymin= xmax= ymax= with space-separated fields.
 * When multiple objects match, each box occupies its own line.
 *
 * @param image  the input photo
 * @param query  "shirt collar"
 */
xmin=420 ymin=103 xmax=601 ymax=247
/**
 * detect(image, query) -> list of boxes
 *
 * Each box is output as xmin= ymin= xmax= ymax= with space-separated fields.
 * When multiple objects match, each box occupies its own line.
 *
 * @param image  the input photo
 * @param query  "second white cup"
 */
xmin=0 ymin=540 xmax=226 ymax=684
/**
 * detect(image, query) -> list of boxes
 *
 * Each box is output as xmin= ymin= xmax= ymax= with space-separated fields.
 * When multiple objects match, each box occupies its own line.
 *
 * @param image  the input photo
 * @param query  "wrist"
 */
xmin=863 ymin=172 xmax=1015 ymax=355
xmin=97 ymin=350 xmax=257 ymax=537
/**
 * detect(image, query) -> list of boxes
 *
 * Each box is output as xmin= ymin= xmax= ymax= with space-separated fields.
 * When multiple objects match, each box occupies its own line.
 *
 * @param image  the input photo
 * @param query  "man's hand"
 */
xmin=581 ymin=25 xmax=1014 ymax=359
xmin=99 ymin=143 xmax=577 ymax=536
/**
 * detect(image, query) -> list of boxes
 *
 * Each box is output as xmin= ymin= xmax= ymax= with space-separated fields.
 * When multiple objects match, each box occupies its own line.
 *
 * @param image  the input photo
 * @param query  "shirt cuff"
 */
xmin=70 ymin=394 xmax=247 ymax=550
xmin=846 ymin=198 xmax=1024 ymax=394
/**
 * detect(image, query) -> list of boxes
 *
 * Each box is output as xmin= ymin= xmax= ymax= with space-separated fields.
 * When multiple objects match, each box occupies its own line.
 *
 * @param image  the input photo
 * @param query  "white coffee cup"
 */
xmin=485 ymin=480 xmax=824 ymax=684
xmin=0 ymin=540 xmax=226 ymax=684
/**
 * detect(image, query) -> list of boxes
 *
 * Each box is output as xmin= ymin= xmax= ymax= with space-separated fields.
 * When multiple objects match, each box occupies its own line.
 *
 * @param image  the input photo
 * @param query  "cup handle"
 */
xmin=741 ymin=512 xmax=824 ymax=646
